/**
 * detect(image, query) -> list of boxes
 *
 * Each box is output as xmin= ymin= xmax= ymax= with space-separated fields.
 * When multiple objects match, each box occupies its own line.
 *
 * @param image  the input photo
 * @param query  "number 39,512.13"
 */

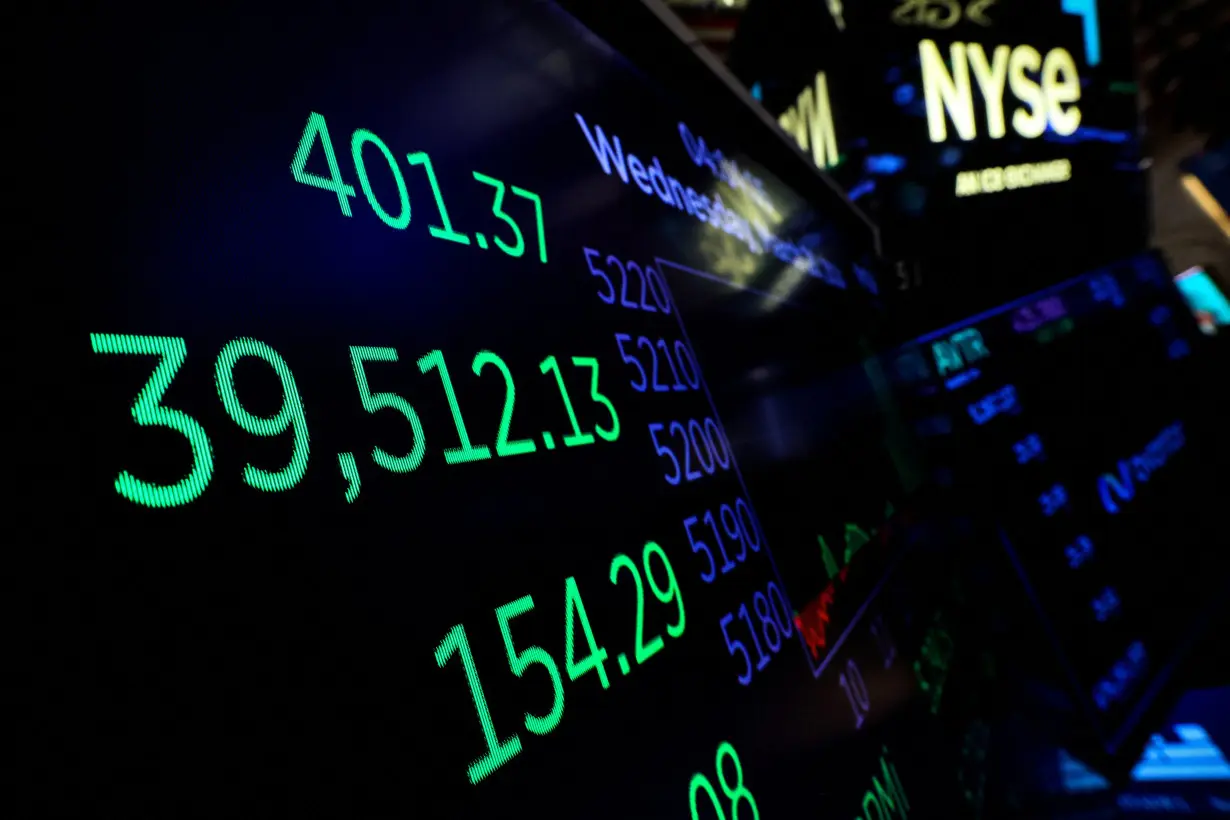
xmin=292 ymin=111 xmax=548 ymax=263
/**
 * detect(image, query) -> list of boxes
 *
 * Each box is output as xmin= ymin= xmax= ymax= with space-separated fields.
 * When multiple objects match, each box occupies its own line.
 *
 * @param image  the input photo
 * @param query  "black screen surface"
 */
xmin=25 ymin=2 xmax=975 ymax=817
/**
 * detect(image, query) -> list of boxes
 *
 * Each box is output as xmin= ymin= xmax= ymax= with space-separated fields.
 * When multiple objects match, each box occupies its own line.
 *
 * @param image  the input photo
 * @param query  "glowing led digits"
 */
xmin=214 ymin=338 xmax=311 ymax=492
xmin=572 ymin=356 xmax=620 ymax=442
xmin=647 ymin=417 xmax=731 ymax=484
xmin=472 ymin=351 xmax=536 ymax=457
xmin=1038 ymin=484 xmax=1068 ymax=517
xmin=406 ymin=151 xmax=470 ymax=245
xmin=684 ymin=499 xmax=759 ymax=582
xmin=1094 ymin=641 xmax=1147 ymax=711
xmin=419 ymin=349 xmax=493 ymax=464
xmin=720 ymin=582 xmax=792 ymax=685
xmin=1065 ymin=535 xmax=1094 ymax=568
xmin=688 ymin=741 xmax=760 ymax=820
xmin=472 ymin=172 xmax=524 ymax=257
xmin=540 ymin=356 xmax=596 ymax=447
xmin=350 ymin=346 xmax=426 ymax=472
xmin=290 ymin=111 xmax=357 ymax=216
xmin=90 ymin=333 xmax=215 ymax=508
xmin=839 ymin=657 xmax=871 ymax=729
xmin=351 ymin=128 xmax=411 ymax=229
xmin=582 ymin=247 xmax=672 ymax=313
xmin=1091 ymin=587 xmax=1121 ymax=622
xmin=613 ymin=333 xmax=700 ymax=393
xmin=967 ymin=384 xmax=1018 ymax=425
xmin=292 ymin=112 xmax=546 ymax=258
xmin=1013 ymin=433 xmax=1044 ymax=464
xmin=564 ymin=576 xmax=611 ymax=689
xmin=495 ymin=595 xmax=565 ymax=735
xmin=434 ymin=623 xmax=523 ymax=785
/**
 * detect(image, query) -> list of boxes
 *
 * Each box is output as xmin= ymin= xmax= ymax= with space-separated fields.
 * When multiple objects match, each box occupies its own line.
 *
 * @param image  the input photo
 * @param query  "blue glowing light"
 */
xmin=1094 ymin=640 xmax=1147 ymax=711
xmin=893 ymin=84 xmax=915 ymax=106
xmin=854 ymin=263 xmax=879 ymax=295
xmin=750 ymin=82 xmax=763 ymax=101
xmin=967 ymin=385 xmax=1017 ymax=425
xmin=865 ymin=154 xmax=907 ymax=175
xmin=1039 ymin=483 xmax=1069 ymax=517
xmin=885 ymin=66 xmax=902 ymax=84
xmin=1013 ymin=433 xmax=1044 ymax=464
xmin=944 ymin=368 xmax=981 ymax=391
xmin=1089 ymin=273 xmax=1126 ymax=308
xmin=1098 ymin=422 xmax=1185 ymax=514
xmin=849 ymin=179 xmax=876 ymax=201
xmin=1169 ymin=339 xmax=1192 ymax=359
xmin=1091 ymin=586 xmax=1120 ymax=621
xmin=1149 ymin=305 xmax=1172 ymax=326
xmin=1059 ymin=749 xmax=1110 ymax=793
xmin=1044 ymin=125 xmax=1131 ymax=144
xmin=1061 ymin=0 xmax=1102 ymax=66
xmin=1065 ymin=535 xmax=1094 ymax=568
xmin=1132 ymin=724 xmax=1230 ymax=782
xmin=939 ymin=147 xmax=962 ymax=168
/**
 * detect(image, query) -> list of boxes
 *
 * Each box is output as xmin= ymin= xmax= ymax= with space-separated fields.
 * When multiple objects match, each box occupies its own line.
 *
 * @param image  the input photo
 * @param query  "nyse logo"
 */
xmin=778 ymin=71 xmax=839 ymax=169
xmin=919 ymin=39 xmax=1082 ymax=142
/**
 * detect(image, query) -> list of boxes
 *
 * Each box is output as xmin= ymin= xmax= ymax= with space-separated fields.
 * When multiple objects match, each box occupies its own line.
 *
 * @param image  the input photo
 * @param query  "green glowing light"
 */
xmin=645 ymin=541 xmax=685 ymax=638
xmin=540 ymin=356 xmax=595 ymax=447
xmin=406 ymin=151 xmax=471 ymax=245
xmin=89 ymin=333 xmax=214 ymax=508
xmin=290 ymin=111 xmax=356 ymax=216
xmin=844 ymin=523 xmax=871 ymax=563
xmin=435 ymin=623 xmax=522 ymax=784
xmin=690 ymin=741 xmax=759 ymax=820
xmin=418 ymin=349 xmax=492 ymax=464
xmin=472 ymin=351 xmax=536 ymax=457
xmin=495 ymin=595 xmax=565 ymax=735
xmin=564 ymin=576 xmax=610 ymax=689
xmin=690 ymin=773 xmax=727 ymax=820
xmin=571 ymin=356 xmax=619 ymax=442
xmin=610 ymin=552 xmax=664 ymax=665
xmin=473 ymin=172 xmax=524 ymax=257
xmin=510 ymin=185 xmax=547 ymax=263
xmin=337 ymin=451 xmax=360 ymax=503
xmin=349 ymin=346 xmax=426 ymax=472
xmin=350 ymin=128 xmax=410 ymax=229
xmin=818 ymin=535 xmax=840 ymax=579
xmin=214 ymin=338 xmax=310 ymax=492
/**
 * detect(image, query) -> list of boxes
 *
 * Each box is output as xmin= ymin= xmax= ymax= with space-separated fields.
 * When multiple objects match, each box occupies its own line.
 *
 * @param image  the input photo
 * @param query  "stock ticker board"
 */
xmin=728 ymin=0 xmax=1149 ymax=321
xmin=885 ymin=252 xmax=1230 ymax=774
xmin=25 ymin=1 xmax=978 ymax=818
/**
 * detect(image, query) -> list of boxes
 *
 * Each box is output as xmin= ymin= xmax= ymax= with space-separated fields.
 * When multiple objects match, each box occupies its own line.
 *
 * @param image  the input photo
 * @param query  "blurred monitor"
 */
xmin=1174 ymin=267 xmax=1230 ymax=335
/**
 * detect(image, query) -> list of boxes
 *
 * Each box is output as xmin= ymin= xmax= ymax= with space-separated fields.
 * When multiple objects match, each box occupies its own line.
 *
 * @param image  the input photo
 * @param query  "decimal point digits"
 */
xmin=618 ymin=654 xmax=630 ymax=675
xmin=542 ymin=431 xmax=556 ymax=449
xmin=338 ymin=451 xmax=361 ymax=503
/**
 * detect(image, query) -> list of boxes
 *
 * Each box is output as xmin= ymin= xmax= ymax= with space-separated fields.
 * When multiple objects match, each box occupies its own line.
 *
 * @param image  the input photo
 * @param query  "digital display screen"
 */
xmin=28 ymin=2 xmax=982 ymax=817
xmin=882 ymin=252 xmax=1228 ymax=762
xmin=729 ymin=0 xmax=1148 ymax=321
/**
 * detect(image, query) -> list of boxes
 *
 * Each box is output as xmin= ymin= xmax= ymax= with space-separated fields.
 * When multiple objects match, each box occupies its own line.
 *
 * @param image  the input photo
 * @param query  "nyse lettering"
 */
xmin=920 ymin=40 xmax=1082 ymax=142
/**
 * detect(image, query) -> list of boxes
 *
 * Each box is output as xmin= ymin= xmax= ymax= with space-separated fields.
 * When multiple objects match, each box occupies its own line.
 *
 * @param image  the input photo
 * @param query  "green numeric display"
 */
xmin=92 ymin=336 xmax=619 ymax=506
xmin=291 ymin=111 xmax=548 ymax=262
xmin=436 ymin=540 xmax=686 ymax=784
